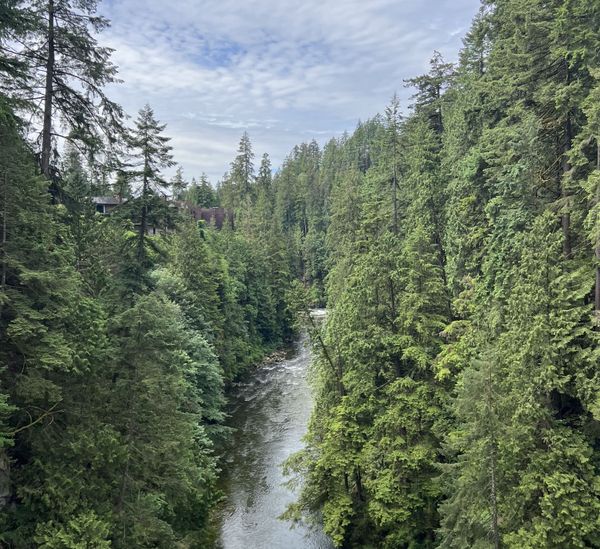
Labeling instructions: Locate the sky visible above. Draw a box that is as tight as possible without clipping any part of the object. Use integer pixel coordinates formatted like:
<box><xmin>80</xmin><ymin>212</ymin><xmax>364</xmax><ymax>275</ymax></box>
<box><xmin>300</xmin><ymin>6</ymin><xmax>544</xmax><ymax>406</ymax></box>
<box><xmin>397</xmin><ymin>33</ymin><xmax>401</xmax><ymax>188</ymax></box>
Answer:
<box><xmin>99</xmin><ymin>0</ymin><xmax>482</xmax><ymax>182</ymax></box>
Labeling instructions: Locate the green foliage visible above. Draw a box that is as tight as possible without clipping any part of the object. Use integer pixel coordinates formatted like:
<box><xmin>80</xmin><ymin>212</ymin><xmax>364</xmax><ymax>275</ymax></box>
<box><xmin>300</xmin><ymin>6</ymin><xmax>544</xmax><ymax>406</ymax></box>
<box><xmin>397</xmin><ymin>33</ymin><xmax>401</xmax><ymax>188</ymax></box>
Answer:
<box><xmin>1</xmin><ymin>0</ymin><xmax>124</xmax><ymax>175</ymax></box>
<box><xmin>185</xmin><ymin>174</ymin><xmax>217</xmax><ymax>207</ymax></box>
<box><xmin>35</xmin><ymin>511</ymin><xmax>111</xmax><ymax>549</ymax></box>
<box><xmin>3</xmin><ymin>0</ymin><xmax>600</xmax><ymax>547</ymax></box>
<box><xmin>0</xmin><ymin>74</ymin><xmax>294</xmax><ymax>546</ymax></box>
<box><xmin>219</xmin><ymin>131</ymin><xmax>255</xmax><ymax>210</ymax></box>
<box><xmin>286</xmin><ymin>2</ymin><xmax>600</xmax><ymax>547</ymax></box>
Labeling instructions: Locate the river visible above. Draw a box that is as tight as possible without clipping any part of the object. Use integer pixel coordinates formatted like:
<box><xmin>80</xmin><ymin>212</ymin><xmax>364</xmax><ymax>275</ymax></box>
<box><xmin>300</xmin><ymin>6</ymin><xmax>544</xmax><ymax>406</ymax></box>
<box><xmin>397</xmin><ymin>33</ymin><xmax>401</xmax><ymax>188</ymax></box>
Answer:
<box><xmin>217</xmin><ymin>317</ymin><xmax>334</xmax><ymax>549</ymax></box>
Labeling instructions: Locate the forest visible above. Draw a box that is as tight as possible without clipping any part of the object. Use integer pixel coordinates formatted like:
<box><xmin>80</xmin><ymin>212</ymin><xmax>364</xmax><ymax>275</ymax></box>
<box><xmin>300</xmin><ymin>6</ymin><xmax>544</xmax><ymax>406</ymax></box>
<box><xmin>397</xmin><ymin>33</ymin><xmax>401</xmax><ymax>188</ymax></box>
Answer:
<box><xmin>1</xmin><ymin>0</ymin><xmax>599</xmax><ymax>548</ymax></box>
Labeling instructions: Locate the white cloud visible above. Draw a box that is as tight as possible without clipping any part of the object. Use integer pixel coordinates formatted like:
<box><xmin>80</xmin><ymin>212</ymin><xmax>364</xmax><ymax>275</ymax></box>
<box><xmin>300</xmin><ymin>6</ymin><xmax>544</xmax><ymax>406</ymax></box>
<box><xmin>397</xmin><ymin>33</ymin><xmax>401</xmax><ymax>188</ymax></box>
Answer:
<box><xmin>100</xmin><ymin>0</ymin><xmax>481</xmax><ymax>181</ymax></box>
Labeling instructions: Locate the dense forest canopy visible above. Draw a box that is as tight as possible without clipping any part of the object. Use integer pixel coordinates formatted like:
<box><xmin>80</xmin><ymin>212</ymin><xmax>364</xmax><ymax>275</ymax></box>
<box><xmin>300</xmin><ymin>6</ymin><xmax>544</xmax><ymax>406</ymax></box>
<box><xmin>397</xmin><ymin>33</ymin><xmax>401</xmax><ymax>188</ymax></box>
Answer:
<box><xmin>1</xmin><ymin>0</ymin><xmax>600</xmax><ymax>547</ymax></box>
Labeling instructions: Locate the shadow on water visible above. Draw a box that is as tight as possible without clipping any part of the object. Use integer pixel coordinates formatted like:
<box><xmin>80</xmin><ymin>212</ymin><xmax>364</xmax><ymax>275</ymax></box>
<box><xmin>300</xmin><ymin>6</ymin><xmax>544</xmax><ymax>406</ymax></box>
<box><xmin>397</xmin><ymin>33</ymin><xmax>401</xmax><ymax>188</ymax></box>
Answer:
<box><xmin>216</xmin><ymin>327</ymin><xmax>334</xmax><ymax>549</ymax></box>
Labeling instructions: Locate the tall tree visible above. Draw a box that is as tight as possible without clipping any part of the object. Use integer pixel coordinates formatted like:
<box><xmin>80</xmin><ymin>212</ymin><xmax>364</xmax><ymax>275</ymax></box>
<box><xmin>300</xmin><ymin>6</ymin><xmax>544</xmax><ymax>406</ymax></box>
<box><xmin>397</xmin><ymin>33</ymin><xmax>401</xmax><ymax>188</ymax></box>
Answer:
<box><xmin>128</xmin><ymin>104</ymin><xmax>174</xmax><ymax>266</ymax></box>
<box><xmin>405</xmin><ymin>51</ymin><xmax>454</xmax><ymax>134</ymax></box>
<box><xmin>384</xmin><ymin>94</ymin><xmax>402</xmax><ymax>234</ymax></box>
<box><xmin>231</xmin><ymin>131</ymin><xmax>255</xmax><ymax>199</ymax></box>
<box><xmin>256</xmin><ymin>152</ymin><xmax>272</xmax><ymax>195</ymax></box>
<box><xmin>221</xmin><ymin>131</ymin><xmax>255</xmax><ymax>210</ymax></box>
<box><xmin>170</xmin><ymin>166</ymin><xmax>187</xmax><ymax>200</ymax></box>
<box><xmin>2</xmin><ymin>0</ymin><xmax>123</xmax><ymax>178</ymax></box>
<box><xmin>0</xmin><ymin>0</ymin><xmax>32</xmax><ymax>88</ymax></box>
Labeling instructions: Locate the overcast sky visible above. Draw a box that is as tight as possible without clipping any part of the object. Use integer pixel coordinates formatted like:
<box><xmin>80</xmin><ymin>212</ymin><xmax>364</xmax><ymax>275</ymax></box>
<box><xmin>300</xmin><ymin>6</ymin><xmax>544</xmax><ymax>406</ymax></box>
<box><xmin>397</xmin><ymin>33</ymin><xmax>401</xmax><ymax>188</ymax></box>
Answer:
<box><xmin>99</xmin><ymin>0</ymin><xmax>481</xmax><ymax>182</ymax></box>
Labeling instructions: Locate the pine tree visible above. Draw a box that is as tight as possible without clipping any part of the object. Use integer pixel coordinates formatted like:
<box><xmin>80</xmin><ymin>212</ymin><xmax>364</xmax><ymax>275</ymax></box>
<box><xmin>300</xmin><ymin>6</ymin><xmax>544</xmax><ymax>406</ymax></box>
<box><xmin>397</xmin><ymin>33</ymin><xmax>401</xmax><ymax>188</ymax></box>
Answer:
<box><xmin>127</xmin><ymin>104</ymin><xmax>174</xmax><ymax>269</ymax></box>
<box><xmin>109</xmin><ymin>293</ymin><xmax>221</xmax><ymax>547</ymax></box>
<box><xmin>201</xmin><ymin>174</ymin><xmax>217</xmax><ymax>206</ymax></box>
<box><xmin>257</xmin><ymin>152</ymin><xmax>272</xmax><ymax>195</ymax></box>
<box><xmin>572</xmin><ymin>68</ymin><xmax>600</xmax><ymax>314</ymax></box>
<box><xmin>113</xmin><ymin>170</ymin><xmax>132</xmax><ymax>203</ymax></box>
<box><xmin>384</xmin><ymin>94</ymin><xmax>402</xmax><ymax>235</ymax></box>
<box><xmin>2</xmin><ymin>0</ymin><xmax>123</xmax><ymax>178</ymax></box>
<box><xmin>405</xmin><ymin>51</ymin><xmax>454</xmax><ymax>134</ymax></box>
<box><xmin>232</xmin><ymin>131</ymin><xmax>255</xmax><ymax>199</ymax></box>
<box><xmin>221</xmin><ymin>131</ymin><xmax>255</xmax><ymax>210</ymax></box>
<box><xmin>0</xmin><ymin>0</ymin><xmax>32</xmax><ymax>88</ymax></box>
<box><xmin>170</xmin><ymin>166</ymin><xmax>187</xmax><ymax>200</ymax></box>
<box><xmin>0</xmin><ymin>95</ymin><xmax>86</xmax><ymax>543</ymax></box>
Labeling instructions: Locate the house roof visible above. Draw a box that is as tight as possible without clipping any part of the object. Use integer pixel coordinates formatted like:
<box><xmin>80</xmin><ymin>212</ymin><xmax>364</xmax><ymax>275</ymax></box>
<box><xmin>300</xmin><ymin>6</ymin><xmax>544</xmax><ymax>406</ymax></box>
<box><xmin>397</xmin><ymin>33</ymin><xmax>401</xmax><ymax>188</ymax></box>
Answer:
<box><xmin>91</xmin><ymin>196</ymin><xmax>121</xmax><ymax>205</ymax></box>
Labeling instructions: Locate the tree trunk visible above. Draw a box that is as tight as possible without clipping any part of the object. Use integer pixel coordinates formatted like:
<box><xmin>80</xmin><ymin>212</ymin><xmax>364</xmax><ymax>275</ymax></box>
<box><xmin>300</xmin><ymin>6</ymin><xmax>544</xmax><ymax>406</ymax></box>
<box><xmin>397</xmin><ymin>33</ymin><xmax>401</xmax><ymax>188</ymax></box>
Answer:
<box><xmin>389</xmin><ymin>276</ymin><xmax>397</xmax><ymax>331</ymax></box>
<box><xmin>392</xmin><ymin>152</ymin><xmax>398</xmax><ymax>235</ymax></box>
<box><xmin>138</xmin><ymin>155</ymin><xmax>149</xmax><ymax>259</ymax></box>
<box><xmin>0</xmin><ymin>450</ymin><xmax>9</xmax><ymax>509</ymax></box>
<box><xmin>561</xmin><ymin>68</ymin><xmax>573</xmax><ymax>259</ymax></box>
<box><xmin>41</xmin><ymin>0</ymin><xmax>55</xmax><ymax>178</ymax></box>
<box><xmin>306</xmin><ymin>309</ymin><xmax>345</xmax><ymax>396</ymax></box>
<box><xmin>1</xmin><ymin>173</ymin><xmax>7</xmax><ymax>292</ymax></box>
<box><xmin>354</xmin><ymin>466</ymin><xmax>365</xmax><ymax>502</ymax></box>
<box><xmin>594</xmin><ymin>140</ymin><xmax>600</xmax><ymax>316</ymax></box>
<box><xmin>490</xmin><ymin>446</ymin><xmax>500</xmax><ymax>549</ymax></box>
<box><xmin>486</xmin><ymin>363</ymin><xmax>500</xmax><ymax>549</ymax></box>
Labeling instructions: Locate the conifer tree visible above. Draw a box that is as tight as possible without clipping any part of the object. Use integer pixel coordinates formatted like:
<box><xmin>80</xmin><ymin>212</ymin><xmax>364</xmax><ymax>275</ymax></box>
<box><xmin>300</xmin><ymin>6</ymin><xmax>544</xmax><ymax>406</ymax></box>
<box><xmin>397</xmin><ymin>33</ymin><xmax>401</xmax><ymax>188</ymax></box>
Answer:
<box><xmin>257</xmin><ymin>152</ymin><xmax>272</xmax><ymax>195</ymax></box>
<box><xmin>0</xmin><ymin>95</ymin><xmax>88</xmax><ymax>542</ymax></box>
<box><xmin>0</xmin><ymin>0</ymin><xmax>31</xmax><ymax>87</ymax></box>
<box><xmin>198</xmin><ymin>174</ymin><xmax>217</xmax><ymax>207</ymax></box>
<box><xmin>221</xmin><ymin>131</ymin><xmax>255</xmax><ymax>210</ymax></box>
<box><xmin>110</xmin><ymin>293</ymin><xmax>221</xmax><ymax>547</ymax></box>
<box><xmin>2</xmin><ymin>0</ymin><xmax>123</xmax><ymax>178</ymax></box>
<box><xmin>128</xmin><ymin>104</ymin><xmax>174</xmax><ymax>268</ymax></box>
<box><xmin>405</xmin><ymin>51</ymin><xmax>454</xmax><ymax>134</ymax></box>
<box><xmin>232</xmin><ymin>131</ymin><xmax>255</xmax><ymax>198</ymax></box>
<box><xmin>170</xmin><ymin>166</ymin><xmax>187</xmax><ymax>200</ymax></box>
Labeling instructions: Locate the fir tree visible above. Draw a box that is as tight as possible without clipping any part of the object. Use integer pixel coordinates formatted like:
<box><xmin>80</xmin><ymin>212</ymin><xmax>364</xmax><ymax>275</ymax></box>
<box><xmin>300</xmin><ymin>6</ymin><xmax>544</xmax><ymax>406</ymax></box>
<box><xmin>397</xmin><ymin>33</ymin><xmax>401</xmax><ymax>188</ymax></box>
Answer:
<box><xmin>128</xmin><ymin>104</ymin><xmax>174</xmax><ymax>268</ymax></box>
<box><xmin>170</xmin><ymin>166</ymin><xmax>187</xmax><ymax>200</ymax></box>
<box><xmin>2</xmin><ymin>0</ymin><xmax>124</xmax><ymax>178</ymax></box>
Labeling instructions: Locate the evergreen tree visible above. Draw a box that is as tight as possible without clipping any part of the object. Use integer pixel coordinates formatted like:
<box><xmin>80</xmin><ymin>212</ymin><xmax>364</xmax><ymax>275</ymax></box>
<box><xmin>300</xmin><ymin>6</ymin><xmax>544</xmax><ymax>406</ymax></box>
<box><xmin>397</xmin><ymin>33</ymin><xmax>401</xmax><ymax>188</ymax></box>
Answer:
<box><xmin>2</xmin><ymin>0</ymin><xmax>123</xmax><ymax>178</ymax></box>
<box><xmin>109</xmin><ymin>293</ymin><xmax>222</xmax><ymax>547</ymax></box>
<box><xmin>220</xmin><ymin>132</ymin><xmax>255</xmax><ymax>210</ymax></box>
<box><xmin>203</xmin><ymin>175</ymin><xmax>217</xmax><ymax>206</ymax></box>
<box><xmin>188</xmin><ymin>173</ymin><xmax>217</xmax><ymax>207</ymax></box>
<box><xmin>170</xmin><ymin>166</ymin><xmax>187</xmax><ymax>200</ymax></box>
<box><xmin>231</xmin><ymin>131</ymin><xmax>255</xmax><ymax>199</ymax></box>
<box><xmin>2</xmin><ymin>1</ymin><xmax>600</xmax><ymax>547</ymax></box>
<box><xmin>0</xmin><ymin>0</ymin><xmax>32</xmax><ymax>88</ymax></box>
<box><xmin>127</xmin><ymin>104</ymin><xmax>174</xmax><ymax>270</ymax></box>
<box><xmin>404</xmin><ymin>51</ymin><xmax>454</xmax><ymax>134</ymax></box>
<box><xmin>0</xmin><ymin>95</ymin><xmax>89</xmax><ymax>544</ymax></box>
<box><xmin>257</xmin><ymin>152</ymin><xmax>272</xmax><ymax>195</ymax></box>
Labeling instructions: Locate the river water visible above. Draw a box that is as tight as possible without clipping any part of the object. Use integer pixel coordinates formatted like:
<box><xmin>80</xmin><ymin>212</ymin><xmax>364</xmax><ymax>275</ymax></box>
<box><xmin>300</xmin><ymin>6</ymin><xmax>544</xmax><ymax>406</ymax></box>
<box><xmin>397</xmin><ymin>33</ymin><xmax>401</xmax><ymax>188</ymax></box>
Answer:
<box><xmin>217</xmin><ymin>321</ymin><xmax>334</xmax><ymax>549</ymax></box>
